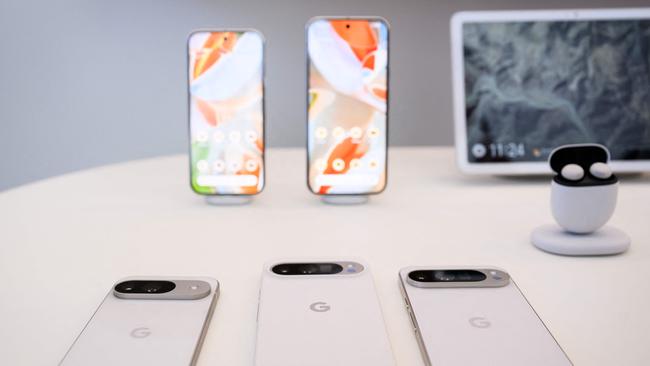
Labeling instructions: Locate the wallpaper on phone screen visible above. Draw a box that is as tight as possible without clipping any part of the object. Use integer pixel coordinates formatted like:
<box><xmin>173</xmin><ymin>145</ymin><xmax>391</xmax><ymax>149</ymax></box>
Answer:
<box><xmin>188</xmin><ymin>31</ymin><xmax>264</xmax><ymax>195</ymax></box>
<box><xmin>307</xmin><ymin>19</ymin><xmax>388</xmax><ymax>195</ymax></box>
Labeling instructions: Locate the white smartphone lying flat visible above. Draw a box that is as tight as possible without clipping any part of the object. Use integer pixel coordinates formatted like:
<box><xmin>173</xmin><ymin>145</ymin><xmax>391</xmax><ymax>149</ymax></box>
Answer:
<box><xmin>255</xmin><ymin>260</ymin><xmax>396</xmax><ymax>366</ymax></box>
<box><xmin>399</xmin><ymin>267</ymin><xmax>572</xmax><ymax>366</ymax></box>
<box><xmin>60</xmin><ymin>276</ymin><xmax>219</xmax><ymax>366</ymax></box>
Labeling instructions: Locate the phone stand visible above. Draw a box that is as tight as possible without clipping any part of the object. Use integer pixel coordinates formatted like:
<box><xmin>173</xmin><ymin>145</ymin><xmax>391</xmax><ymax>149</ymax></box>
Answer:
<box><xmin>531</xmin><ymin>144</ymin><xmax>630</xmax><ymax>256</ymax></box>
<box><xmin>205</xmin><ymin>195</ymin><xmax>253</xmax><ymax>206</ymax></box>
<box><xmin>321</xmin><ymin>195</ymin><xmax>369</xmax><ymax>205</ymax></box>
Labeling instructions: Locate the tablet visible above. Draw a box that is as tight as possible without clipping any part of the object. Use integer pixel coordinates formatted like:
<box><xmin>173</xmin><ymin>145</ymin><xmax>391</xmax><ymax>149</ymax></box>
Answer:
<box><xmin>451</xmin><ymin>8</ymin><xmax>650</xmax><ymax>174</ymax></box>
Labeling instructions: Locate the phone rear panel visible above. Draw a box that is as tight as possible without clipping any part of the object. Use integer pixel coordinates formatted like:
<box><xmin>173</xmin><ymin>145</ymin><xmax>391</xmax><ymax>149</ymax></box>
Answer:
<box><xmin>399</xmin><ymin>267</ymin><xmax>571</xmax><ymax>366</ymax></box>
<box><xmin>255</xmin><ymin>261</ymin><xmax>395</xmax><ymax>366</ymax></box>
<box><xmin>60</xmin><ymin>277</ymin><xmax>218</xmax><ymax>366</ymax></box>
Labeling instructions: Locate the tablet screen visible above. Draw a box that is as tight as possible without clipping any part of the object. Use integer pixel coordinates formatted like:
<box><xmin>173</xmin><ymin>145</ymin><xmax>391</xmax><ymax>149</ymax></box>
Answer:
<box><xmin>463</xmin><ymin>20</ymin><xmax>650</xmax><ymax>163</ymax></box>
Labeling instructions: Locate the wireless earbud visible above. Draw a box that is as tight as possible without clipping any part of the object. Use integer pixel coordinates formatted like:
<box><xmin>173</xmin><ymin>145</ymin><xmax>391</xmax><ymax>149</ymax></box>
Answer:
<box><xmin>589</xmin><ymin>162</ymin><xmax>612</xmax><ymax>179</ymax></box>
<box><xmin>531</xmin><ymin>144</ymin><xmax>630</xmax><ymax>256</ymax></box>
<box><xmin>560</xmin><ymin>164</ymin><xmax>584</xmax><ymax>181</ymax></box>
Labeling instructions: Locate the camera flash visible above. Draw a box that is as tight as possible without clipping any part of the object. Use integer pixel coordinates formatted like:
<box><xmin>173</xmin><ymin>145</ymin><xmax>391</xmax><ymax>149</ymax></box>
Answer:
<box><xmin>190</xmin><ymin>285</ymin><xmax>199</xmax><ymax>290</ymax></box>
<box><xmin>490</xmin><ymin>271</ymin><xmax>502</xmax><ymax>280</ymax></box>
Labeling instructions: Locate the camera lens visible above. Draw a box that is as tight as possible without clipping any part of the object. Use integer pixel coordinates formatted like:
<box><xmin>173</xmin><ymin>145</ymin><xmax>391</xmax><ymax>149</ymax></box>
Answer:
<box><xmin>272</xmin><ymin>264</ymin><xmax>291</xmax><ymax>274</ymax></box>
<box><xmin>346</xmin><ymin>24</ymin><xmax>350</xmax><ymax>29</ymax></box>
<box><xmin>114</xmin><ymin>280</ymin><xmax>175</xmax><ymax>294</ymax></box>
<box><xmin>301</xmin><ymin>264</ymin><xmax>318</xmax><ymax>274</ymax></box>
<box><xmin>434</xmin><ymin>271</ymin><xmax>456</xmax><ymax>281</ymax></box>
<box><xmin>143</xmin><ymin>282</ymin><xmax>162</xmax><ymax>293</ymax></box>
<box><xmin>409</xmin><ymin>270</ymin><xmax>432</xmax><ymax>282</ymax></box>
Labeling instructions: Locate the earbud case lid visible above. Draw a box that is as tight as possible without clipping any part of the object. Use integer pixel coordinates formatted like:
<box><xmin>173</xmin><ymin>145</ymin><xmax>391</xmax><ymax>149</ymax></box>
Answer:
<box><xmin>549</xmin><ymin>144</ymin><xmax>617</xmax><ymax>186</ymax></box>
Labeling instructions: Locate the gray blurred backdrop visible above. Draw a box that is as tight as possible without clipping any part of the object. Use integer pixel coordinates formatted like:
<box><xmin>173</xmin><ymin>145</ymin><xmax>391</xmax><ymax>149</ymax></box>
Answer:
<box><xmin>0</xmin><ymin>0</ymin><xmax>646</xmax><ymax>190</ymax></box>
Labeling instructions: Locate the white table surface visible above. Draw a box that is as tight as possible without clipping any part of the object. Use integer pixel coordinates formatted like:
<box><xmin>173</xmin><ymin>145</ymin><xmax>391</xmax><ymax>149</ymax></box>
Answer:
<box><xmin>1</xmin><ymin>147</ymin><xmax>649</xmax><ymax>365</ymax></box>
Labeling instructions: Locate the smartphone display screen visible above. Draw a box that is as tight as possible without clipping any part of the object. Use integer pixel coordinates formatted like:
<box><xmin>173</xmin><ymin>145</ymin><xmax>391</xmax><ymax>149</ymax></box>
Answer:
<box><xmin>307</xmin><ymin>18</ymin><xmax>389</xmax><ymax>195</ymax></box>
<box><xmin>188</xmin><ymin>30</ymin><xmax>264</xmax><ymax>195</ymax></box>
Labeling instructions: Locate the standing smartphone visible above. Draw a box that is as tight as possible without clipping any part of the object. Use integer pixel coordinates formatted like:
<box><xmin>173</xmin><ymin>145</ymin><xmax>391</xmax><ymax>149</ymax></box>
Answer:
<box><xmin>306</xmin><ymin>17</ymin><xmax>389</xmax><ymax>195</ymax></box>
<box><xmin>399</xmin><ymin>267</ymin><xmax>572</xmax><ymax>366</ymax></box>
<box><xmin>255</xmin><ymin>260</ymin><xmax>395</xmax><ymax>366</ymax></box>
<box><xmin>60</xmin><ymin>277</ymin><xmax>219</xmax><ymax>366</ymax></box>
<box><xmin>188</xmin><ymin>29</ymin><xmax>265</xmax><ymax>196</ymax></box>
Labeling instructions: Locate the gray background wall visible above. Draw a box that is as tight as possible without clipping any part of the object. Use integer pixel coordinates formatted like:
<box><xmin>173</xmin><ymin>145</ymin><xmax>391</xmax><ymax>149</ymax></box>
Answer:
<box><xmin>0</xmin><ymin>0</ymin><xmax>646</xmax><ymax>190</ymax></box>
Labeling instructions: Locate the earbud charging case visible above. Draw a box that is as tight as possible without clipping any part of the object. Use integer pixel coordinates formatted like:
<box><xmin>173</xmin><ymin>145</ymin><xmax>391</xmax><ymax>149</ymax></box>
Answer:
<box><xmin>533</xmin><ymin>144</ymin><xmax>630</xmax><ymax>256</ymax></box>
<box><xmin>550</xmin><ymin>144</ymin><xmax>618</xmax><ymax>234</ymax></box>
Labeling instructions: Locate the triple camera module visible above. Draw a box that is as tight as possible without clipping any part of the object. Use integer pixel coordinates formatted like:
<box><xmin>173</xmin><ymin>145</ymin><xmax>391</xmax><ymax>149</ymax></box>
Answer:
<box><xmin>272</xmin><ymin>263</ymin><xmax>344</xmax><ymax>275</ymax></box>
<box><xmin>408</xmin><ymin>269</ymin><xmax>487</xmax><ymax>283</ymax></box>
<box><xmin>272</xmin><ymin>261</ymin><xmax>365</xmax><ymax>275</ymax></box>
<box><xmin>114</xmin><ymin>280</ymin><xmax>176</xmax><ymax>294</ymax></box>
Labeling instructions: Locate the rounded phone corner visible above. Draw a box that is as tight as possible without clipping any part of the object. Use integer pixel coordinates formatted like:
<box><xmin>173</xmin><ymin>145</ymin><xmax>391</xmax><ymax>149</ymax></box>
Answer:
<box><xmin>186</xmin><ymin>29</ymin><xmax>204</xmax><ymax>45</ymax></box>
<box><xmin>251</xmin><ymin>186</ymin><xmax>265</xmax><ymax>196</ymax></box>
<box><xmin>371</xmin><ymin>178</ymin><xmax>388</xmax><ymax>195</ymax></box>
<box><xmin>202</xmin><ymin>277</ymin><xmax>220</xmax><ymax>295</ymax></box>
<box><xmin>305</xmin><ymin>178</ymin><xmax>321</xmax><ymax>196</ymax></box>
<box><xmin>305</xmin><ymin>16</ymin><xmax>327</xmax><ymax>30</ymax></box>
<box><xmin>398</xmin><ymin>266</ymin><xmax>415</xmax><ymax>279</ymax></box>
<box><xmin>189</xmin><ymin>179</ymin><xmax>223</xmax><ymax>197</ymax></box>
<box><xmin>246</xmin><ymin>28</ymin><xmax>266</xmax><ymax>44</ymax></box>
<box><xmin>189</xmin><ymin>179</ymin><xmax>209</xmax><ymax>197</ymax></box>
<box><xmin>372</xmin><ymin>16</ymin><xmax>391</xmax><ymax>29</ymax></box>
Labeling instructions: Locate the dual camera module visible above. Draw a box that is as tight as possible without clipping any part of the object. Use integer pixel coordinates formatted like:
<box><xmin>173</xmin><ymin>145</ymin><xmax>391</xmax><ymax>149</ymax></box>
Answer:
<box><xmin>114</xmin><ymin>280</ymin><xmax>176</xmax><ymax>294</ymax></box>
<box><xmin>408</xmin><ymin>270</ymin><xmax>487</xmax><ymax>283</ymax></box>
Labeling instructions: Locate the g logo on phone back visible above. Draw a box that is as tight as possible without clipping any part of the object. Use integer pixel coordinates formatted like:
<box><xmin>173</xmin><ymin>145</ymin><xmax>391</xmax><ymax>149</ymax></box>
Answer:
<box><xmin>309</xmin><ymin>301</ymin><xmax>331</xmax><ymax>312</ymax></box>
<box><xmin>130</xmin><ymin>327</ymin><xmax>152</xmax><ymax>338</ymax></box>
<box><xmin>469</xmin><ymin>317</ymin><xmax>491</xmax><ymax>329</ymax></box>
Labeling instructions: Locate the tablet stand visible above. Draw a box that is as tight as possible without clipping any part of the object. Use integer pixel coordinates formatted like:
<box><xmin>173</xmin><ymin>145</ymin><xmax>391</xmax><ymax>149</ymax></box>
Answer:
<box><xmin>321</xmin><ymin>195</ymin><xmax>369</xmax><ymax>205</ymax></box>
<box><xmin>205</xmin><ymin>195</ymin><xmax>253</xmax><ymax>206</ymax></box>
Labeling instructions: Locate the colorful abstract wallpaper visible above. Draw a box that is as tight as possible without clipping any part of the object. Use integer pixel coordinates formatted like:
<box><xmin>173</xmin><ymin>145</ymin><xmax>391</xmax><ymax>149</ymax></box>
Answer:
<box><xmin>307</xmin><ymin>18</ymin><xmax>389</xmax><ymax>195</ymax></box>
<box><xmin>188</xmin><ymin>31</ymin><xmax>265</xmax><ymax>195</ymax></box>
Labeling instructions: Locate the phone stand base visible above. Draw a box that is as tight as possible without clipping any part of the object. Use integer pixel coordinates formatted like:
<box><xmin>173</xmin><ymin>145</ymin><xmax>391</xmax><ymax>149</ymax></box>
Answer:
<box><xmin>205</xmin><ymin>195</ymin><xmax>253</xmax><ymax>206</ymax></box>
<box><xmin>531</xmin><ymin>224</ymin><xmax>630</xmax><ymax>256</ymax></box>
<box><xmin>320</xmin><ymin>195</ymin><xmax>369</xmax><ymax>205</ymax></box>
